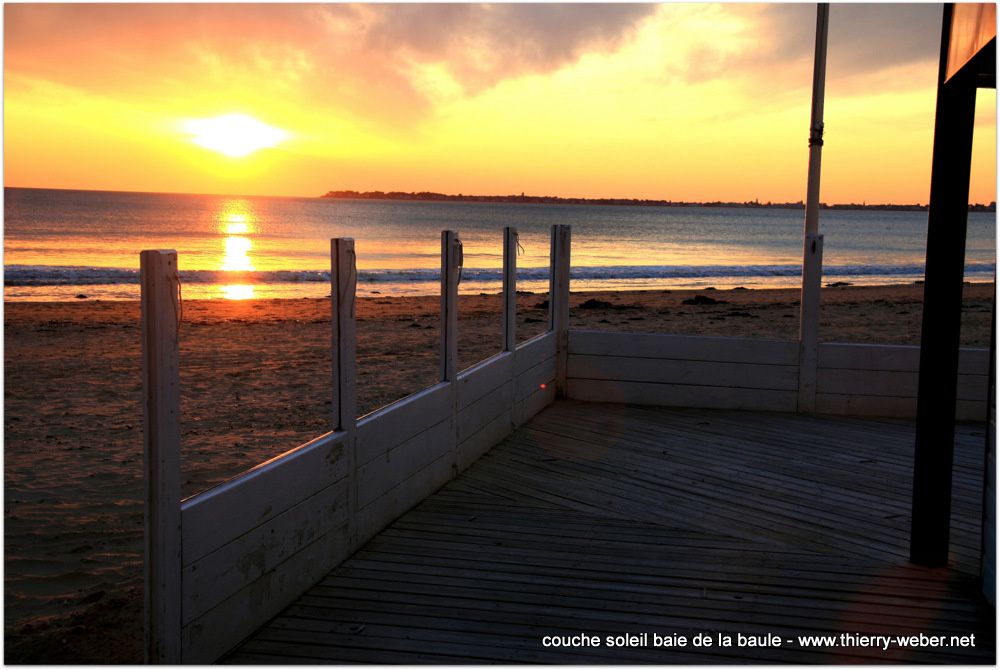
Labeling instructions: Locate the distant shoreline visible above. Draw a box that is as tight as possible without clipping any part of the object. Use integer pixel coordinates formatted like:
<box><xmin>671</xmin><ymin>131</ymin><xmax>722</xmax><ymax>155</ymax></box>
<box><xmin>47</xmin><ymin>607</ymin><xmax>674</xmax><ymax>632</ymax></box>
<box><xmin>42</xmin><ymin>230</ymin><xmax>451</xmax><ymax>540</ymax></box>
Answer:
<box><xmin>321</xmin><ymin>189</ymin><xmax>997</xmax><ymax>213</ymax></box>
<box><xmin>5</xmin><ymin>187</ymin><xmax>995</xmax><ymax>212</ymax></box>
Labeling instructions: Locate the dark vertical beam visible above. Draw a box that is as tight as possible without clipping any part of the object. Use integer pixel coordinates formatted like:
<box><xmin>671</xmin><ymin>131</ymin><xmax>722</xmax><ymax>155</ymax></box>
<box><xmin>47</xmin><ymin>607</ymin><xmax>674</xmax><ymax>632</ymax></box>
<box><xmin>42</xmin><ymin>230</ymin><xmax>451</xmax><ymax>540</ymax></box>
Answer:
<box><xmin>982</xmin><ymin>293</ymin><xmax>996</xmax><ymax>603</ymax></box>
<box><xmin>910</xmin><ymin>4</ymin><xmax>979</xmax><ymax>567</ymax></box>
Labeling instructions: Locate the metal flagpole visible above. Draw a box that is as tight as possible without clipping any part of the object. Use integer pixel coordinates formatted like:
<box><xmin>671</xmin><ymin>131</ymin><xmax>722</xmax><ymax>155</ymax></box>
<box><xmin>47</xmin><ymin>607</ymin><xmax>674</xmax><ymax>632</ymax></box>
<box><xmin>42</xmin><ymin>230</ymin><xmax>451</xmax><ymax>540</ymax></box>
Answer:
<box><xmin>798</xmin><ymin>3</ymin><xmax>830</xmax><ymax>413</ymax></box>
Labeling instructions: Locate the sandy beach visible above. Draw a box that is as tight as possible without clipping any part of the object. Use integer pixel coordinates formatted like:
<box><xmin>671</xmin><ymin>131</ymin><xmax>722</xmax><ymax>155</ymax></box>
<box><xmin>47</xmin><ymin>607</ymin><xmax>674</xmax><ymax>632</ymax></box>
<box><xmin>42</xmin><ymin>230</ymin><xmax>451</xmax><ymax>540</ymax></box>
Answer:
<box><xmin>4</xmin><ymin>282</ymin><xmax>993</xmax><ymax>663</ymax></box>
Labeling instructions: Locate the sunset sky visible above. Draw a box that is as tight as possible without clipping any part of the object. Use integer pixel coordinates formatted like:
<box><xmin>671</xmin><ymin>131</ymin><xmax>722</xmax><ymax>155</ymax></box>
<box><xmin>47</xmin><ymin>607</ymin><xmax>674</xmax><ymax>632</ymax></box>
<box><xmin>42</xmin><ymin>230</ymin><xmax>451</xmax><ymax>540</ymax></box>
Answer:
<box><xmin>4</xmin><ymin>3</ymin><xmax>997</xmax><ymax>204</ymax></box>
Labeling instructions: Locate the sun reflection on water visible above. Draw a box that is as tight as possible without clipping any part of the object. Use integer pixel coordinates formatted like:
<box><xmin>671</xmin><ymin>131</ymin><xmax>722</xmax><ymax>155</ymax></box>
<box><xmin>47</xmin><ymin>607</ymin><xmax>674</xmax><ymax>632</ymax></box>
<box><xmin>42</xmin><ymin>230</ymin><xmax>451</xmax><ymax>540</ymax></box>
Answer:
<box><xmin>221</xmin><ymin>284</ymin><xmax>256</xmax><ymax>300</ymax></box>
<box><xmin>225</xmin><ymin>221</ymin><xmax>249</xmax><ymax>235</ymax></box>
<box><xmin>218</xmin><ymin>201</ymin><xmax>257</xmax><ymax>299</ymax></box>
<box><xmin>221</xmin><ymin>236</ymin><xmax>254</xmax><ymax>272</ymax></box>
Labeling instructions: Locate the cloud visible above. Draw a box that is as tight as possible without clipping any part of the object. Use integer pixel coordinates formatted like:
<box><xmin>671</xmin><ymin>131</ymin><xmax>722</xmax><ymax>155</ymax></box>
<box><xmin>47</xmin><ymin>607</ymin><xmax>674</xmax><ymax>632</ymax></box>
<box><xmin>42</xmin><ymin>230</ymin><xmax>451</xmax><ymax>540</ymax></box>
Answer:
<box><xmin>661</xmin><ymin>4</ymin><xmax>942</xmax><ymax>91</ymax></box>
<box><xmin>4</xmin><ymin>4</ymin><xmax>655</xmax><ymax>127</ymax></box>
<box><xmin>744</xmin><ymin>4</ymin><xmax>942</xmax><ymax>83</ymax></box>
<box><xmin>363</xmin><ymin>4</ymin><xmax>655</xmax><ymax>92</ymax></box>
<box><xmin>4</xmin><ymin>2</ymin><xmax>951</xmax><ymax>138</ymax></box>
<box><xmin>829</xmin><ymin>4</ymin><xmax>942</xmax><ymax>75</ymax></box>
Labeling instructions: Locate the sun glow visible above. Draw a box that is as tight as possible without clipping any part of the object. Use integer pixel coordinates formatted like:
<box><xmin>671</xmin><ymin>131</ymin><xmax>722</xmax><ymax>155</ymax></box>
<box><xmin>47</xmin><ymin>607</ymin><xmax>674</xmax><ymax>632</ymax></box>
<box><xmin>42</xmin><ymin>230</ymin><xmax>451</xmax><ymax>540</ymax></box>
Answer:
<box><xmin>221</xmin><ymin>284</ymin><xmax>256</xmax><ymax>300</ymax></box>
<box><xmin>184</xmin><ymin>114</ymin><xmax>289</xmax><ymax>158</ymax></box>
<box><xmin>216</xmin><ymin>202</ymin><xmax>258</xmax><ymax>298</ymax></box>
<box><xmin>4</xmin><ymin>5</ymin><xmax>996</xmax><ymax>204</ymax></box>
<box><xmin>218</xmin><ymin>200</ymin><xmax>256</xmax><ymax>276</ymax></box>
<box><xmin>223</xmin><ymin>213</ymin><xmax>250</xmax><ymax>237</ymax></box>
<box><xmin>221</xmin><ymin>236</ymin><xmax>254</xmax><ymax>272</ymax></box>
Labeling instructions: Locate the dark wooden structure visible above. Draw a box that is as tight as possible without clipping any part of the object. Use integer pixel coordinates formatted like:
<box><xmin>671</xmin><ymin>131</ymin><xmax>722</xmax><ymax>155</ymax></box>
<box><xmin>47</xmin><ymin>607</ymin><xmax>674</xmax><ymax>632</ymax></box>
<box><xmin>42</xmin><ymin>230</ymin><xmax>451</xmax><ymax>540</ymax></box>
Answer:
<box><xmin>228</xmin><ymin>402</ymin><xmax>994</xmax><ymax>663</ymax></box>
<box><xmin>911</xmin><ymin>3</ymin><xmax>996</xmax><ymax>568</ymax></box>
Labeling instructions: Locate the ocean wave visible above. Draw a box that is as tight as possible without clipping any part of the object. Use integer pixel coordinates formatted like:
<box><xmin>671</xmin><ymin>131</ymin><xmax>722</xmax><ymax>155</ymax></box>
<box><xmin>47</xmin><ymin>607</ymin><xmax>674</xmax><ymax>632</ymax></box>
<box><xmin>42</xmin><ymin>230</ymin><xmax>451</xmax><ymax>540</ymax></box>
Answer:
<box><xmin>4</xmin><ymin>262</ymin><xmax>996</xmax><ymax>286</ymax></box>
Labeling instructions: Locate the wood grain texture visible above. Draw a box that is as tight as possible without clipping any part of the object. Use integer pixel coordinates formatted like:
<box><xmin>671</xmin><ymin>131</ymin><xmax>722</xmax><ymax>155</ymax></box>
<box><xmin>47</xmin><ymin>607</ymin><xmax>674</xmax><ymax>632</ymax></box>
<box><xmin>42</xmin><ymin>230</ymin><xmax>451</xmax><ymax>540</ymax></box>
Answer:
<box><xmin>228</xmin><ymin>401</ymin><xmax>993</xmax><ymax>664</ymax></box>
<box><xmin>358</xmin><ymin>418</ymin><xmax>452</xmax><ymax>508</ymax></box>
<box><xmin>457</xmin><ymin>381</ymin><xmax>513</xmax><ymax>443</ymax></box>
<box><xmin>456</xmin><ymin>352</ymin><xmax>513</xmax><ymax>411</ymax></box>
<box><xmin>182</xmin><ymin>479</ymin><xmax>349</xmax><ymax>625</ymax></box>
<box><xmin>550</xmin><ymin>225</ymin><xmax>571</xmax><ymax>396</ymax></box>
<box><xmin>565</xmin><ymin>333</ymin><xmax>988</xmax><ymax>420</ymax></box>
<box><xmin>513</xmin><ymin>381</ymin><xmax>557</xmax><ymax>427</ymax></box>
<box><xmin>818</xmin><ymin>369</ymin><xmax>986</xmax><ymax>400</ymax></box>
<box><xmin>331</xmin><ymin>238</ymin><xmax>359</xmax><ymax>553</ymax></box>
<box><xmin>515</xmin><ymin>355</ymin><xmax>557</xmax><ymax>403</ymax></box>
<box><xmin>181</xmin><ymin>431</ymin><xmax>348</xmax><ymax>565</ymax></box>
<box><xmin>183</xmin><ymin>520</ymin><xmax>352</xmax><ymax>663</ymax></box>
<box><xmin>567</xmin><ymin>378</ymin><xmax>798</xmax><ymax>412</ymax></box>
<box><xmin>441</xmin><ymin>230</ymin><xmax>460</xmax><ymax>384</ymax></box>
<box><xmin>569</xmin><ymin>354</ymin><xmax>798</xmax><ymax>390</ymax></box>
<box><xmin>355</xmin><ymin>383</ymin><xmax>450</xmax><ymax>465</ymax></box>
<box><xmin>457</xmin><ymin>406</ymin><xmax>514</xmax><ymax>470</ymax></box>
<box><xmin>514</xmin><ymin>330</ymin><xmax>556</xmax><ymax>374</ymax></box>
<box><xmin>568</xmin><ymin>330</ymin><xmax>798</xmax><ymax>364</ymax></box>
<box><xmin>140</xmin><ymin>249</ymin><xmax>182</xmax><ymax>664</ymax></box>
<box><xmin>798</xmin><ymin>232</ymin><xmax>823</xmax><ymax>411</ymax></box>
<box><xmin>356</xmin><ymin>448</ymin><xmax>455</xmax><ymax>543</ymax></box>
<box><xmin>502</xmin><ymin>226</ymin><xmax>517</xmax><ymax>352</ymax></box>
<box><xmin>331</xmin><ymin>238</ymin><xmax>357</xmax><ymax>434</ymax></box>
<box><xmin>819</xmin><ymin>342</ymin><xmax>988</xmax><ymax>373</ymax></box>
<box><xmin>815</xmin><ymin>343</ymin><xmax>988</xmax><ymax>420</ymax></box>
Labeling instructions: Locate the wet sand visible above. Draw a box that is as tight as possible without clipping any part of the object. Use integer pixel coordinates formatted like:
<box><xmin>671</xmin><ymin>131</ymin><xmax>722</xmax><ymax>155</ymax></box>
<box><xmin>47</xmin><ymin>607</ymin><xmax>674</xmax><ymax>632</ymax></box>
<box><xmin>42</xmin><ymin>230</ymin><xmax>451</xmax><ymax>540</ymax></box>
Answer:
<box><xmin>4</xmin><ymin>282</ymin><xmax>993</xmax><ymax>663</ymax></box>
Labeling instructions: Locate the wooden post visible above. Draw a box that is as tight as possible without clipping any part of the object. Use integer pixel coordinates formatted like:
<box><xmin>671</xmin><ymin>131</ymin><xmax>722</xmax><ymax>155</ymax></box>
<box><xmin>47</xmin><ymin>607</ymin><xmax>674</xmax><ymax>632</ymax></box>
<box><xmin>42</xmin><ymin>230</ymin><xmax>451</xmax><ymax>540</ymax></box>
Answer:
<box><xmin>331</xmin><ymin>238</ymin><xmax>358</xmax><ymax>433</ymax></box>
<box><xmin>141</xmin><ymin>249</ymin><xmax>182</xmax><ymax>664</ymax></box>
<box><xmin>798</xmin><ymin>3</ymin><xmax>829</xmax><ymax>414</ymax></box>
<box><xmin>982</xmin><ymin>297</ymin><xmax>996</xmax><ymax>603</ymax></box>
<box><xmin>910</xmin><ymin>3</ymin><xmax>979</xmax><ymax>566</ymax></box>
<box><xmin>549</xmin><ymin>225</ymin><xmax>571</xmax><ymax>397</ymax></box>
<box><xmin>802</xmin><ymin>3</ymin><xmax>829</xmax><ymax>240</ymax></box>
<box><xmin>502</xmin><ymin>227</ymin><xmax>518</xmax><ymax>352</ymax></box>
<box><xmin>331</xmin><ymin>239</ymin><xmax>358</xmax><ymax>547</ymax></box>
<box><xmin>442</xmin><ymin>230</ymin><xmax>462</xmax><ymax>476</ymax></box>
<box><xmin>441</xmin><ymin>231</ymin><xmax>462</xmax><ymax>382</ymax></box>
<box><xmin>798</xmin><ymin>234</ymin><xmax>824</xmax><ymax>412</ymax></box>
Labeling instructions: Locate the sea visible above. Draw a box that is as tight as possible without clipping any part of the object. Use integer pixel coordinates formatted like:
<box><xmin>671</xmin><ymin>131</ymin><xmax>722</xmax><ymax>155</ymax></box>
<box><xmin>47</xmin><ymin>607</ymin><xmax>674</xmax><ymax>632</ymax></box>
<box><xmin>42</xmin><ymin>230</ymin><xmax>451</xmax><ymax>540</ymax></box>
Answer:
<box><xmin>4</xmin><ymin>187</ymin><xmax>996</xmax><ymax>301</ymax></box>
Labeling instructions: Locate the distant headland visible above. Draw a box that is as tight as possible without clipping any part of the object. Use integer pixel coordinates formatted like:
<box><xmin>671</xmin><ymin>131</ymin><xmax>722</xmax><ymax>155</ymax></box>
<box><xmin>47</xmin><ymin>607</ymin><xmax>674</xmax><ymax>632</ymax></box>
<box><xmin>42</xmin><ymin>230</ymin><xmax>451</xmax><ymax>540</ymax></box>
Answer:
<box><xmin>321</xmin><ymin>190</ymin><xmax>996</xmax><ymax>212</ymax></box>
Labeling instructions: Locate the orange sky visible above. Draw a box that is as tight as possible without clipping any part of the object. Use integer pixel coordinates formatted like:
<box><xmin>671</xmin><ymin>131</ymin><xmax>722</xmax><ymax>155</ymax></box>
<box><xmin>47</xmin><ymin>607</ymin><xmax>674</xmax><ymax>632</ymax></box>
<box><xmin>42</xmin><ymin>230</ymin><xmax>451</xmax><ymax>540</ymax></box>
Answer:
<box><xmin>4</xmin><ymin>3</ymin><xmax>996</xmax><ymax>204</ymax></box>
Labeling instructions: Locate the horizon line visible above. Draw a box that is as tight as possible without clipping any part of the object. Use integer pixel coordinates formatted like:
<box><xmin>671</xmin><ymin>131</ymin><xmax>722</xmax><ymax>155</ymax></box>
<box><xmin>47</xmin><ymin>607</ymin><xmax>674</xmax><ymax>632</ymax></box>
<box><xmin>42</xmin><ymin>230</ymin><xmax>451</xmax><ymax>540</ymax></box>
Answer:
<box><xmin>5</xmin><ymin>184</ymin><xmax>997</xmax><ymax>210</ymax></box>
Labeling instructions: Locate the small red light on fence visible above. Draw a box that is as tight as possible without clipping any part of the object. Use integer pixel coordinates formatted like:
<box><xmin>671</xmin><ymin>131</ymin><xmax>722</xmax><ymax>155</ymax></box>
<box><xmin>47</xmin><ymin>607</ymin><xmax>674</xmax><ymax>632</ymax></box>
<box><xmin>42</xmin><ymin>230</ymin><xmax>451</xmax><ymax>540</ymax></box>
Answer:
<box><xmin>540</xmin><ymin>383</ymin><xmax>547</xmax><ymax>389</ymax></box>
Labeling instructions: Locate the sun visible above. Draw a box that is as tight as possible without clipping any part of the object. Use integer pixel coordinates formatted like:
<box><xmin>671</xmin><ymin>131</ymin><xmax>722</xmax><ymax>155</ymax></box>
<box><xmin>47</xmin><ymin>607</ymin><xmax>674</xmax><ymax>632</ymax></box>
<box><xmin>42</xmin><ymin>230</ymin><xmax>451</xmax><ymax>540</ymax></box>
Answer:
<box><xmin>184</xmin><ymin>113</ymin><xmax>289</xmax><ymax>158</ymax></box>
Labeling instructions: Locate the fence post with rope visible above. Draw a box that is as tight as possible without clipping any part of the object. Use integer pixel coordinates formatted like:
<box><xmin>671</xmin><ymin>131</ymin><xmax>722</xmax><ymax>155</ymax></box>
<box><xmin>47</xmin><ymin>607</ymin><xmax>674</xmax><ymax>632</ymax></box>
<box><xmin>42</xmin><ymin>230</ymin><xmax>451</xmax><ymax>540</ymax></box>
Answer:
<box><xmin>140</xmin><ymin>249</ymin><xmax>182</xmax><ymax>664</ymax></box>
<box><xmin>549</xmin><ymin>225</ymin><xmax>572</xmax><ymax>398</ymax></box>
<box><xmin>330</xmin><ymin>238</ymin><xmax>359</xmax><ymax>549</ymax></box>
<box><xmin>502</xmin><ymin>226</ymin><xmax>519</xmax><ymax>352</ymax></box>
<box><xmin>441</xmin><ymin>230</ymin><xmax>462</xmax><ymax>476</ymax></box>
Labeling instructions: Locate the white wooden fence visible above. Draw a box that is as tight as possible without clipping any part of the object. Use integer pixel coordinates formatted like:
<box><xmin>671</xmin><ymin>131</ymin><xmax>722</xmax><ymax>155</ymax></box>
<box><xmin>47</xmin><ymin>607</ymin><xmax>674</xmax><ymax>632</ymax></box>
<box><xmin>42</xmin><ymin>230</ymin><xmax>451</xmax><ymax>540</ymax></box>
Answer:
<box><xmin>143</xmin><ymin>222</ymin><xmax>990</xmax><ymax>662</ymax></box>
<box><xmin>567</xmin><ymin>331</ymin><xmax>800</xmax><ymax>412</ymax></box>
<box><xmin>141</xmin><ymin>225</ymin><xmax>569</xmax><ymax>663</ymax></box>
<box><xmin>814</xmin><ymin>342</ymin><xmax>988</xmax><ymax>420</ymax></box>
<box><xmin>566</xmin><ymin>330</ymin><xmax>989</xmax><ymax>420</ymax></box>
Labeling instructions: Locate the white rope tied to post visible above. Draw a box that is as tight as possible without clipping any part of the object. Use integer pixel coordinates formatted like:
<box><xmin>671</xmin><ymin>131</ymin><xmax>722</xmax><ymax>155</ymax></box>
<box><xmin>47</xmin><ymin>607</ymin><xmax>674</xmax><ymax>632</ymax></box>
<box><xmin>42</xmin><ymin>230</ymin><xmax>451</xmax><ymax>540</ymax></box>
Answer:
<box><xmin>172</xmin><ymin>269</ymin><xmax>183</xmax><ymax>339</ymax></box>
<box><xmin>454</xmin><ymin>235</ymin><xmax>464</xmax><ymax>285</ymax></box>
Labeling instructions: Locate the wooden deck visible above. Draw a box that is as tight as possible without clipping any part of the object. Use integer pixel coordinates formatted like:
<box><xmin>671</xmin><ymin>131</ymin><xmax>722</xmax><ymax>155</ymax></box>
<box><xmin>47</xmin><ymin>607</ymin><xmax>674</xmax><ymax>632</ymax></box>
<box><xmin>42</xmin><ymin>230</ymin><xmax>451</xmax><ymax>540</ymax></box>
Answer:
<box><xmin>226</xmin><ymin>401</ymin><xmax>995</xmax><ymax>664</ymax></box>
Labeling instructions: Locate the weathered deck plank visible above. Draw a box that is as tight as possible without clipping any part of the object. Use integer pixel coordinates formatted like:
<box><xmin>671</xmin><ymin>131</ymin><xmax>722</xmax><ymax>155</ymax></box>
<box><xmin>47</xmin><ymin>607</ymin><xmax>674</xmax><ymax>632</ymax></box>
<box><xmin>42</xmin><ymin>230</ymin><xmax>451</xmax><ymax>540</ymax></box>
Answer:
<box><xmin>227</xmin><ymin>401</ymin><xmax>994</xmax><ymax>664</ymax></box>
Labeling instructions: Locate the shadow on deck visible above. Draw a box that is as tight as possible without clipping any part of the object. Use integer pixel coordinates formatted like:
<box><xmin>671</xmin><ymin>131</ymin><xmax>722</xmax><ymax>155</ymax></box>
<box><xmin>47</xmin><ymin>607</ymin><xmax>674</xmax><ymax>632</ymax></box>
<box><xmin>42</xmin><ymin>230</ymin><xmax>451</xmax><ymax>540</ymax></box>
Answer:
<box><xmin>227</xmin><ymin>401</ymin><xmax>995</xmax><ymax>664</ymax></box>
